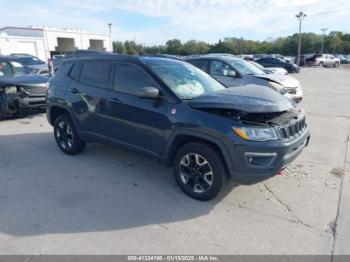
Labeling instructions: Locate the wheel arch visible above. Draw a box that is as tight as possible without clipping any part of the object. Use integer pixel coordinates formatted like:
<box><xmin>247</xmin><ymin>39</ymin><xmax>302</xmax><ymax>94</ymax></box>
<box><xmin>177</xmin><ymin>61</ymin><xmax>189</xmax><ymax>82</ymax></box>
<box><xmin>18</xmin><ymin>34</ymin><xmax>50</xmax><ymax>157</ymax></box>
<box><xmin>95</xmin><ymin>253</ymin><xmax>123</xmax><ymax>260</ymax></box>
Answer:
<box><xmin>164</xmin><ymin>131</ymin><xmax>235</xmax><ymax>177</ymax></box>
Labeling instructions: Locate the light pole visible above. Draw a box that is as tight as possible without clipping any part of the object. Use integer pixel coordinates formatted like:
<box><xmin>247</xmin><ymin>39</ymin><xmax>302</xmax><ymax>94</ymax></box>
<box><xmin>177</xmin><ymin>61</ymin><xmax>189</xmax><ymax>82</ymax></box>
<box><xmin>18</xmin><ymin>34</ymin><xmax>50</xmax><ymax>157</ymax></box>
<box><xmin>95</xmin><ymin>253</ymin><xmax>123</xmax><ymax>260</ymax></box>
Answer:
<box><xmin>321</xmin><ymin>28</ymin><xmax>328</xmax><ymax>54</ymax></box>
<box><xmin>108</xmin><ymin>23</ymin><xmax>112</xmax><ymax>52</ymax></box>
<box><xmin>295</xmin><ymin>11</ymin><xmax>306</xmax><ymax>66</ymax></box>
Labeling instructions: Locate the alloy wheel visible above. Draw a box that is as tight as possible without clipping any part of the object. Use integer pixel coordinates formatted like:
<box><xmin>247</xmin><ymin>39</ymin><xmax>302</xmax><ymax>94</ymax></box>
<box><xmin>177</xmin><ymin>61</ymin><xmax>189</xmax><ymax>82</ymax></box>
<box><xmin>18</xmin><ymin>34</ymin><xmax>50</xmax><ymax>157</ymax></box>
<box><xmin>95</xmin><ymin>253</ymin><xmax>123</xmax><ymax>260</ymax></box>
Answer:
<box><xmin>179</xmin><ymin>153</ymin><xmax>214</xmax><ymax>193</ymax></box>
<box><xmin>55</xmin><ymin>121</ymin><xmax>74</xmax><ymax>150</ymax></box>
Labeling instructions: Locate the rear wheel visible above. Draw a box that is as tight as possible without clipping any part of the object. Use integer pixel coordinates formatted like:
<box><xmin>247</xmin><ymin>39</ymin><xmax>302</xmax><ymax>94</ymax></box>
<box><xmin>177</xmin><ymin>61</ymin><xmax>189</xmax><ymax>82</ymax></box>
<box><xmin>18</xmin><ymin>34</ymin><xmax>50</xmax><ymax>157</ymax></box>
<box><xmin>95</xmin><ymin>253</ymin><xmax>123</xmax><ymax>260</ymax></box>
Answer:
<box><xmin>173</xmin><ymin>142</ymin><xmax>227</xmax><ymax>201</ymax></box>
<box><xmin>54</xmin><ymin>114</ymin><xmax>86</xmax><ymax>155</ymax></box>
<box><xmin>320</xmin><ymin>62</ymin><xmax>324</xmax><ymax>67</ymax></box>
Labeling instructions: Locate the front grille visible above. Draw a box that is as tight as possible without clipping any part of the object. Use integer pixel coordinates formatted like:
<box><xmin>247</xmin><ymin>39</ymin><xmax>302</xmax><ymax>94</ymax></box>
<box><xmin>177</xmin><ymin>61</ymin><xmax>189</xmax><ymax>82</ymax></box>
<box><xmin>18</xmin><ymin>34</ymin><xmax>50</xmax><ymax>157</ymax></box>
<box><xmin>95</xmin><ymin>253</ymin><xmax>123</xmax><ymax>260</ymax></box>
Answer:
<box><xmin>279</xmin><ymin>117</ymin><xmax>306</xmax><ymax>140</ymax></box>
<box><xmin>21</xmin><ymin>85</ymin><xmax>47</xmax><ymax>95</ymax></box>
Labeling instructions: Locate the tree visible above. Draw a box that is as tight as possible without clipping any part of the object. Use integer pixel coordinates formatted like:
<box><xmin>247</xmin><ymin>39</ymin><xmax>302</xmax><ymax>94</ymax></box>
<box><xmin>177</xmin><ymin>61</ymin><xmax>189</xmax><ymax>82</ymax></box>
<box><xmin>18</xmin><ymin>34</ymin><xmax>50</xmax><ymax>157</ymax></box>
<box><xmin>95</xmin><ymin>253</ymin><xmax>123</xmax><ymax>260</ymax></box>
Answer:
<box><xmin>166</xmin><ymin>39</ymin><xmax>183</xmax><ymax>54</ymax></box>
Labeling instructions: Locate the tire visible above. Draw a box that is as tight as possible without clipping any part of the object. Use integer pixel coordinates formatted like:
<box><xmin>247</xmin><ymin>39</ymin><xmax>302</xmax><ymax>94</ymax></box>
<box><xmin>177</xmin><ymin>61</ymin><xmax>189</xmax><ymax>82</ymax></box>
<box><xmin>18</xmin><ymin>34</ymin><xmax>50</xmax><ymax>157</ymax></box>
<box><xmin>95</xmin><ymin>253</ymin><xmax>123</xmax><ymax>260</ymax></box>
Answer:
<box><xmin>54</xmin><ymin>114</ymin><xmax>86</xmax><ymax>155</ymax></box>
<box><xmin>320</xmin><ymin>62</ymin><xmax>324</xmax><ymax>67</ymax></box>
<box><xmin>173</xmin><ymin>142</ymin><xmax>227</xmax><ymax>201</ymax></box>
<box><xmin>334</xmin><ymin>62</ymin><xmax>339</xmax><ymax>68</ymax></box>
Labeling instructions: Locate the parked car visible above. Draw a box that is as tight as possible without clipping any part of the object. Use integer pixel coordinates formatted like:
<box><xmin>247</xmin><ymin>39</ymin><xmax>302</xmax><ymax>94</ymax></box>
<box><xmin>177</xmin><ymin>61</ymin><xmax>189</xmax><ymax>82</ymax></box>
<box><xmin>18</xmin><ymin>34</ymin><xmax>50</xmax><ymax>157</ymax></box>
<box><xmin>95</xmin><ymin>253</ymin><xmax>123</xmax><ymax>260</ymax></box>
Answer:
<box><xmin>336</xmin><ymin>55</ymin><xmax>350</xmax><ymax>64</ymax></box>
<box><xmin>0</xmin><ymin>56</ymin><xmax>48</xmax><ymax>118</ymax></box>
<box><xmin>255</xmin><ymin>57</ymin><xmax>300</xmax><ymax>73</ymax></box>
<box><xmin>315</xmin><ymin>54</ymin><xmax>340</xmax><ymax>67</ymax></box>
<box><xmin>47</xmin><ymin>55</ymin><xmax>310</xmax><ymax>200</ymax></box>
<box><xmin>186</xmin><ymin>55</ymin><xmax>303</xmax><ymax>103</ymax></box>
<box><xmin>10</xmin><ymin>54</ymin><xmax>50</xmax><ymax>76</ymax></box>
<box><xmin>250</xmin><ymin>61</ymin><xmax>288</xmax><ymax>75</ymax></box>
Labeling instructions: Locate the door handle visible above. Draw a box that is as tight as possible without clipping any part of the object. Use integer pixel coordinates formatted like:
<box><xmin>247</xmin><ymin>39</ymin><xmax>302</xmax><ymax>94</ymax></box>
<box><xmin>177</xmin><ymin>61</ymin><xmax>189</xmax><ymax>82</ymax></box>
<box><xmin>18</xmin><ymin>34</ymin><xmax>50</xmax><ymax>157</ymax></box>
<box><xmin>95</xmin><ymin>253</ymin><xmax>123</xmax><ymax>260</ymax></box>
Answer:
<box><xmin>69</xmin><ymin>88</ymin><xmax>79</xmax><ymax>94</ymax></box>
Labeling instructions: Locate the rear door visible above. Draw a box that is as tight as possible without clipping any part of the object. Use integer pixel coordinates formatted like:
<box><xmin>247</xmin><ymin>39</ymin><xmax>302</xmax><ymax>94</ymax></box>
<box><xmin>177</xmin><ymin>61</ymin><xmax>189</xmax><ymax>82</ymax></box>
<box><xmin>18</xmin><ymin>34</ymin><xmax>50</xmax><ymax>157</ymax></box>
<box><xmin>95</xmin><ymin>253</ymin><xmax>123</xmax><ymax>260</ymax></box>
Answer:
<box><xmin>66</xmin><ymin>60</ymin><xmax>112</xmax><ymax>140</ymax></box>
<box><xmin>187</xmin><ymin>59</ymin><xmax>210</xmax><ymax>73</ymax></box>
<box><xmin>105</xmin><ymin>62</ymin><xmax>170</xmax><ymax>156</ymax></box>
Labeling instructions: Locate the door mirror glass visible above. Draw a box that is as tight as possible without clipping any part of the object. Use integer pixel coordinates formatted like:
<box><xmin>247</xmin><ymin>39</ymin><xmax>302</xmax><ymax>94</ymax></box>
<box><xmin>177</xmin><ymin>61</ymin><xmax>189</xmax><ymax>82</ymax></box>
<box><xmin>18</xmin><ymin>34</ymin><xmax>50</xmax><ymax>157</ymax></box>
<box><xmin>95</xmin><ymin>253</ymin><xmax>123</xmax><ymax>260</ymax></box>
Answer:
<box><xmin>137</xmin><ymin>87</ymin><xmax>160</xmax><ymax>99</ymax></box>
<box><xmin>227</xmin><ymin>70</ymin><xmax>236</xmax><ymax>77</ymax></box>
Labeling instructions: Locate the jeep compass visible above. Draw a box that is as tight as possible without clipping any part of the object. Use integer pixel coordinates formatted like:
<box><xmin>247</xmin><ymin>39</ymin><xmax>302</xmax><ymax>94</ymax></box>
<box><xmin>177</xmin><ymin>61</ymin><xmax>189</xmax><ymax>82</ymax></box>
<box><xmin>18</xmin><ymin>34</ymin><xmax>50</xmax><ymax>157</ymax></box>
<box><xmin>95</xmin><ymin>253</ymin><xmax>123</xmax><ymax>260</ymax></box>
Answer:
<box><xmin>47</xmin><ymin>55</ymin><xmax>310</xmax><ymax>200</ymax></box>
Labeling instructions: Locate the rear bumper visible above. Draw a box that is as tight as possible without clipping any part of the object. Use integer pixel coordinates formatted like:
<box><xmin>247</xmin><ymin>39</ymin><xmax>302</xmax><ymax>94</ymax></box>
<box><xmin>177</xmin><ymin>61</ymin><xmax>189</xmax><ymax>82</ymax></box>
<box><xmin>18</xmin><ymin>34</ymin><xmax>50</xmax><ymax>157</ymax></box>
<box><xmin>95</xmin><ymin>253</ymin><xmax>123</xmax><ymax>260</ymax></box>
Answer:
<box><xmin>227</xmin><ymin>128</ymin><xmax>310</xmax><ymax>185</ymax></box>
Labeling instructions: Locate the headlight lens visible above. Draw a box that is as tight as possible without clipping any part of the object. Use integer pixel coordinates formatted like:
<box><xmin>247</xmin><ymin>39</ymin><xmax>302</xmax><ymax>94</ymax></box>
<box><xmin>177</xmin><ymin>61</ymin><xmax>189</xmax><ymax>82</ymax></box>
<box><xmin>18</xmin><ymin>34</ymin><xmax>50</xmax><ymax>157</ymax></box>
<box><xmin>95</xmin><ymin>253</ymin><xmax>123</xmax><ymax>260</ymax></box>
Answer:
<box><xmin>268</xmin><ymin>81</ymin><xmax>285</xmax><ymax>93</ymax></box>
<box><xmin>233</xmin><ymin>126</ymin><xmax>279</xmax><ymax>141</ymax></box>
<box><xmin>5</xmin><ymin>86</ymin><xmax>18</xmax><ymax>94</ymax></box>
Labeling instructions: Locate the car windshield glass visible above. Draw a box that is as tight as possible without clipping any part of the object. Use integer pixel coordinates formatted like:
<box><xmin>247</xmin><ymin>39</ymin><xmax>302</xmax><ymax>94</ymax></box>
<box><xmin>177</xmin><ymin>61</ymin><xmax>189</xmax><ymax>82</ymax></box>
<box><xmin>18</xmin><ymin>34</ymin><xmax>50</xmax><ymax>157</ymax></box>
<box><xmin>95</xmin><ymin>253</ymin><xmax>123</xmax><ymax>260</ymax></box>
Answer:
<box><xmin>228</xmin><ymin>58</ymin><xmax>265</xmax><ymax>75</ymax></box>
<box><xmin>17</xmin><ymin>57</ymin><xmax>45</xmax><ymax>65</ymax></box>
<box><xmin>143</xmin><ymin>59</ymin><xmax>225</xmax><ymax>99</ymax></box>
<box><xmin>9</xmin><ymin>61</ymin><xmax>31</xmax><ymax>75</ymax></box>
<box><xmin>0</xmin><ymin>61</ymin><xmax>14</xmax><ymax>77</ymax></box>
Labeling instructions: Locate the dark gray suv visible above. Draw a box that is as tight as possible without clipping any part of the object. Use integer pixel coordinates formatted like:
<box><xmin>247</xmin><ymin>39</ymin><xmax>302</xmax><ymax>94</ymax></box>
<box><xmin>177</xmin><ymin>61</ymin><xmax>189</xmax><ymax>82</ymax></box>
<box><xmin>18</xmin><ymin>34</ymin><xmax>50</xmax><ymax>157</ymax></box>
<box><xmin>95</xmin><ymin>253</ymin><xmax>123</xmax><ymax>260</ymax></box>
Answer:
<box><xmin>47</xmin><ymin>55</ymin><xmax>310</xmax><ymax>200</ymax></box>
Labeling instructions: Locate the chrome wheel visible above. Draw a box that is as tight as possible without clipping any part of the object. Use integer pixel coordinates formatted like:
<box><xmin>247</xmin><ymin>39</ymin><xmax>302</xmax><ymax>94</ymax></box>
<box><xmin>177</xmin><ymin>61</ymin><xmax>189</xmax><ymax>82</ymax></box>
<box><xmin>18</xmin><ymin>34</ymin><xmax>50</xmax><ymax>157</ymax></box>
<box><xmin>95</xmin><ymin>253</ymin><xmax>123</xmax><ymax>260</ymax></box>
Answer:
<box><xmin>179</xmin><ymin>153</ymin><xmax>214</xmax><ymax>193</ymax></box>
<box><xmin>55</xmin><ymin>121</ymin><xmax>74</xmax><ymax>150</ymax></box>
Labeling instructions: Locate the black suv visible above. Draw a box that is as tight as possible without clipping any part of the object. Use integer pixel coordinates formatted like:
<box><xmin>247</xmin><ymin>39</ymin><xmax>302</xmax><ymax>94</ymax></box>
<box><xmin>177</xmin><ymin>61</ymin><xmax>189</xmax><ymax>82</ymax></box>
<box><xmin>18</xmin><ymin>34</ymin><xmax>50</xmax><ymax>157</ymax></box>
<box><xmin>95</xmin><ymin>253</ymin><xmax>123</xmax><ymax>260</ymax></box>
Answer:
<box><xmin>255</xmin><ymin>57</ymin><xmax>300</xmax><ymax>73</ymax></box>
<box><xmin>47</xmin><ymin>55</ymin><xmax>310</xmax><ymax>200</ymax></box>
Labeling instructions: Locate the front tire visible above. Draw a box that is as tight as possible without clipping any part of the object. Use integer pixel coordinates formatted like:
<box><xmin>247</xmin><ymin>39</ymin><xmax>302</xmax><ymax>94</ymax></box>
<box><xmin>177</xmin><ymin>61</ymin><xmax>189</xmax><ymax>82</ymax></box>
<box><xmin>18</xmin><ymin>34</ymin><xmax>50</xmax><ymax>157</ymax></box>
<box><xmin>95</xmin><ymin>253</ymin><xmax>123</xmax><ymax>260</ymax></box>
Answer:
<box><xmin>173</xmin><ymin>142</ymin><xmax>227</xmax><ymax>201</ymax></box>
<box><xmin>54</xmin><ymin>114</ymin><xmax>86</xmax><ymax>155</ymax></box>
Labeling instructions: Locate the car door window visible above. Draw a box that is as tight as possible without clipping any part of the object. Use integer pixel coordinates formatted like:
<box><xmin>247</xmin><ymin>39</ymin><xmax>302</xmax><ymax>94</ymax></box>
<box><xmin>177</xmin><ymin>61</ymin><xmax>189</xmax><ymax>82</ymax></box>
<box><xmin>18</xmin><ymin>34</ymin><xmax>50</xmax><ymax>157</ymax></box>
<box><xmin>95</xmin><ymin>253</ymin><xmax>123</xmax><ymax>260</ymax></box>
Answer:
<box><xmin>188</xmin><ymin>59</ymin><xmax>210</xmax><ymax>73</ymax></box>
<box><xmin>80</xmin><ymin>61</ymin><xmax>113</xmax><ymax>89</ymax></box>
<box><xmin>210</xmin><ymin>60</ymin><xmax>232</xmax><ymax>76</ymax></box>
<box><xmin>114</xmin><ymin>63</ymin><xmax>158</xmax><ymax>96</ymax></box>
<box><xmin>0</xmin><ymin>61</ymin><xmax>14</xmax><ymax>77</ymax></box>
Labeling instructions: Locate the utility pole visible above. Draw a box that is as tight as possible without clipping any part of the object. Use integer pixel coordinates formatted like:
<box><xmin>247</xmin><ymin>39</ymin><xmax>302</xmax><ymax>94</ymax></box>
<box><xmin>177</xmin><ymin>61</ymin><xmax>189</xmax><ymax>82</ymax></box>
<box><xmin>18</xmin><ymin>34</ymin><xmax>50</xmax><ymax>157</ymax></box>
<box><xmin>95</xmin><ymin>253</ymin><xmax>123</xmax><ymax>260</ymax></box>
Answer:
<box><xmin>295</xmin><ymin>11</ymin><xmax>307</xmax><ymax>66</ymax></box>
<box><xmin>321</xmin><ymin>28</ymin><xmax>328</xmax><ymax>54</ymax></box>
<box><xmin>108</xmin><ymin>23</ymin><xmax>112</xmax><ymax>52</ymax></box>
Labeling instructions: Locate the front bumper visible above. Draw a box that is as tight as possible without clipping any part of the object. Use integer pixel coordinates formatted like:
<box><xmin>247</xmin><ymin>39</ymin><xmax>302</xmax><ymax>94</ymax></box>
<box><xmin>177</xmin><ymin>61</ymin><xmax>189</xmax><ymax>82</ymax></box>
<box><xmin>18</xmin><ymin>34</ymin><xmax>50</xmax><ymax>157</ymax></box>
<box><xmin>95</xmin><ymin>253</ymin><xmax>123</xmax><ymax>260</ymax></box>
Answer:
<box><xmin>227</xmin><ymin>127</ymin><xmax>310</xmax><ymax>185</ymax></box>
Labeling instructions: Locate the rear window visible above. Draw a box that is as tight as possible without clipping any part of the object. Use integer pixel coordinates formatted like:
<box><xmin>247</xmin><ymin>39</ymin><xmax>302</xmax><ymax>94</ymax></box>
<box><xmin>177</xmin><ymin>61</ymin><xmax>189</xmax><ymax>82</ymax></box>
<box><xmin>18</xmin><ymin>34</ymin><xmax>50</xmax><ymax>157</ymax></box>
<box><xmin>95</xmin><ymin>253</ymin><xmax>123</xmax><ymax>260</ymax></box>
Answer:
<box><xmin>80</xmin><ymin>61</ymin><xmax>113</xmax><ymax>89</ymax></box>
<box><xmin>69</xmin><ymin>63</ymin><xmax>83</xmax><ymax>81</ymax></box>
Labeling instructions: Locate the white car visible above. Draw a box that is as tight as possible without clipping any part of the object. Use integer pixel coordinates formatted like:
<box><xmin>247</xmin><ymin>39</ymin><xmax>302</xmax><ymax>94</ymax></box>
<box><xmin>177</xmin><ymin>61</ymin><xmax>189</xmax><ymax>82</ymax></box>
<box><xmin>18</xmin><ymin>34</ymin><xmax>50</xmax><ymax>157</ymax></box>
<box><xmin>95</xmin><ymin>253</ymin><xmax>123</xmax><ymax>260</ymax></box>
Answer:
<box><xmin>316</xmin><ymin>54</ymin><xmax>340</xmax><ymax>67</ymax></box>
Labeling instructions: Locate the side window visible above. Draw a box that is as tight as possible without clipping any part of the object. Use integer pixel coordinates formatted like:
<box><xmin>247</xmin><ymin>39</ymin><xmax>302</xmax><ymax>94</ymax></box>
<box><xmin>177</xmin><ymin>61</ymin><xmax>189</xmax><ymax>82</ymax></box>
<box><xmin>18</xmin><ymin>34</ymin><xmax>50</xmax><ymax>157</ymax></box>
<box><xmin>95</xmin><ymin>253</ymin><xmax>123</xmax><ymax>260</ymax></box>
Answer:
<box><xmin>188</xmin><ymin>59</ymin><xmax>210</xmax><ymax>73</ymax></box>
<box><xmin>114</xmin><ymin>63</ymin><xmax>158</xmax><ymax>96</ymax></box>
<box><xmin>80</xmin><ymin>61</ymin><xmax>113</xmax><ymax>89</ymax></box>
<box><xmin>69</xmin><ymin>63</ymin><xmax>83</xmax><ymax>81</ymax></box>
<box><xmin>210</xmin><ymin>60</ymin><xmax>232</xmax><ymax>76</ymax></box>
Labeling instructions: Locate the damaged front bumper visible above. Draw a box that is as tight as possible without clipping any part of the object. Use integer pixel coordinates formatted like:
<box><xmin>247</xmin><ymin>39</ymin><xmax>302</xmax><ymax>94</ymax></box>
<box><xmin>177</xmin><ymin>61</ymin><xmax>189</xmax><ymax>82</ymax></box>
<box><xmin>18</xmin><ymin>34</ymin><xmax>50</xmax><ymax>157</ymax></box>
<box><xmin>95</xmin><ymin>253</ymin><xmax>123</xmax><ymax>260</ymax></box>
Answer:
<box><xmin>227</xmin><ymin>126</ymin><xmax>310</xmax><ymax>185</ymax></box>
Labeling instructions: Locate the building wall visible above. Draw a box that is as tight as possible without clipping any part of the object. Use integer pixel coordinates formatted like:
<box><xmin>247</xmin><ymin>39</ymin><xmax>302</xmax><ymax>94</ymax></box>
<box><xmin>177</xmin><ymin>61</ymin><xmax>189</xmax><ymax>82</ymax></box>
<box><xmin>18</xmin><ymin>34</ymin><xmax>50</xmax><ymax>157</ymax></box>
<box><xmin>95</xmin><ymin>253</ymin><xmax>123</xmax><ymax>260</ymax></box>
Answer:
<box><xmin>0</xmin><ymin>27</ymin><xmax>112</xmax><ymax>61</ymax></box>
<box><xmin>0</xmin><ymin>34</ymin><xmax>46</xmax><ymax>61</ymax></box>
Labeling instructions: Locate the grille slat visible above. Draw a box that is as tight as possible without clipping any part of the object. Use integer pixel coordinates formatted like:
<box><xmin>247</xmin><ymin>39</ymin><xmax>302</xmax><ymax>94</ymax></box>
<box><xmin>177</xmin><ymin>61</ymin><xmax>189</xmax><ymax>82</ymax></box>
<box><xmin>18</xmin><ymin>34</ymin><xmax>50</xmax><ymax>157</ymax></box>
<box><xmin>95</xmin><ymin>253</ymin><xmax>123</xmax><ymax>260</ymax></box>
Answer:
<box><xmin>279</xmin><ymin>117</ymin><xmax>306</xmax><ymax>140</ymax></box>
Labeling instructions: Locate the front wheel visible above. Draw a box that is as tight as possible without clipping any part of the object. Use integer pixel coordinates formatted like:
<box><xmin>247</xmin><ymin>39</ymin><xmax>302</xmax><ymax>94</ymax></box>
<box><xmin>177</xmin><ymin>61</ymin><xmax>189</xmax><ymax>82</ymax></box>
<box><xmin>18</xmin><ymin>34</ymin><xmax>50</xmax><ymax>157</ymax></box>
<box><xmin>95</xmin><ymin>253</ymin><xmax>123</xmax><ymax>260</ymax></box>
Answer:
<box><xmin>173</xmin><ymin>142</ymin><xmax>227</xmax><ymax>201</ymax></box>
<box><xmin>54</xmin><ymin>114</ymin><xmax>86</xmax><ymax>155</ymax></box>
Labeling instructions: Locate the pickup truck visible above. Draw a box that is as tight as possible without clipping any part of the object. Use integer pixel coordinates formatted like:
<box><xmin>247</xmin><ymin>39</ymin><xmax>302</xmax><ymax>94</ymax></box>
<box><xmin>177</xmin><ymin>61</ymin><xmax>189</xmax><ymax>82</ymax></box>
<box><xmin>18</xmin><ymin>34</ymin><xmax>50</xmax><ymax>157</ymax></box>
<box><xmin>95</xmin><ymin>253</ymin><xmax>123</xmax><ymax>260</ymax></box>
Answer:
<box><xmin>316</xmin><ymin>54</ymin><xmax>340</xmax><ymax>67</ymax></box>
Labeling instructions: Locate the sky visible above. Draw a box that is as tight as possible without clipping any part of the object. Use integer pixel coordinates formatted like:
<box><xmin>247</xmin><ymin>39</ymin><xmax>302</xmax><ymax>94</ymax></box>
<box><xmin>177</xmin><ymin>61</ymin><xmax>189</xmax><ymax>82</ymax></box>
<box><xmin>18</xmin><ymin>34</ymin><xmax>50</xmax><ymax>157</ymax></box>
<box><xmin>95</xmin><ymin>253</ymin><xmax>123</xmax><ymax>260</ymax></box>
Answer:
<box><xmin>0</xmin><ymin>0</ymin><xmax>349</xmax><ymax>45</ymax></box>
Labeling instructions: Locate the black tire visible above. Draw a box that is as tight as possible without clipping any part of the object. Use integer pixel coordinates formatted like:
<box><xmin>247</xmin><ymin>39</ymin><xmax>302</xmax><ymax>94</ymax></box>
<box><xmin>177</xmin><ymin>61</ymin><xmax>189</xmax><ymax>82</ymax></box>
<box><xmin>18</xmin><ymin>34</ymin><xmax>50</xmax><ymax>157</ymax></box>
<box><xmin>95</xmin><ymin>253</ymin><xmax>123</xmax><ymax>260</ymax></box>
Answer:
<box><xmin>320</xmin><ymin>62</ymin><xmax>324</xmax><ymax>67</ymax></box>
<box><xmin>334</xmin><ymin>62</ymin><xmax>339</xmax><ymax>68</ymax></box>
<box><xmin>173</xmin><ymin>142</ymin><xmax>227</xmax><ymax>201</ymax></box>
<box><xmin>54</xmin><ymin>114</ymin><xmax>86</xmax><ymax>155</ymax></box>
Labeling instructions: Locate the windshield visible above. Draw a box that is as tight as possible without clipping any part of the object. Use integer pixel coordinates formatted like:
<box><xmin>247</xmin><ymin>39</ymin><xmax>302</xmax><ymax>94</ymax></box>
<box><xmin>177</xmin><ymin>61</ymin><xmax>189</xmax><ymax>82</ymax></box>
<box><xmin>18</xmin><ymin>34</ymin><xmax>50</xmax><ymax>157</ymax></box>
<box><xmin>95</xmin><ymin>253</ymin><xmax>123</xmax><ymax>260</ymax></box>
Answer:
<box><xmin>143</xmin><ymin>59</ymin><xmax>225</xmax><ymax>99</ymax></box>
<box><xmin>0</xmin><ymin>60</ymin><xmax>30</xmax><ymax>77</ymax></box>
<box><xmin>228</xmin><ymin>58</ymin><xmax>265</xmax><ymax>75</ymax></box>
<box><xmin>17</xmin><ymin>57</ymin><xmax>45</xmax><ymax>65</ymax></box>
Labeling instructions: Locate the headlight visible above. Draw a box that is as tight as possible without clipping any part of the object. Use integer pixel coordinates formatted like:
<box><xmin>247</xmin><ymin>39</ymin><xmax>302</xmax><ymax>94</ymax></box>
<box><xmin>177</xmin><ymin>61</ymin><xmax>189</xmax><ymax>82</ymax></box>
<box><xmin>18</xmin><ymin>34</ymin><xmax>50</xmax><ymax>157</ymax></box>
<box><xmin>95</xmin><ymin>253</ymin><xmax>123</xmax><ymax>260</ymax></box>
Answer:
<box><xmin>5</xmin><ymin>86</ymin><xmax>18</xmax><ymax>94</ymax></box>
<box><xmin>233</xmin><ymin>126</ymin><xmax>279</xmax><ymax>141</ymax></box>
<box><xmin>268</xmin><ymin>81</ymin><xmax>285</xmax><ymax>93</ymax></box>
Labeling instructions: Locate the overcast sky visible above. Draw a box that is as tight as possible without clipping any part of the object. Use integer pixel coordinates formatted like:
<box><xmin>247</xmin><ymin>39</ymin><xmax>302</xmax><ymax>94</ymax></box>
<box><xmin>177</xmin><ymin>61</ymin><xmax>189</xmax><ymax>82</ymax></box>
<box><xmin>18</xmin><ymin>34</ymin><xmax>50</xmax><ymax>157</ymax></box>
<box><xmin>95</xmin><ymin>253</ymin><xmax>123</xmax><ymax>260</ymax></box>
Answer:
<box><xmin>0</xmin><ymin>0</ymin><xmax>349</xmax><ymax>45</ymax></box>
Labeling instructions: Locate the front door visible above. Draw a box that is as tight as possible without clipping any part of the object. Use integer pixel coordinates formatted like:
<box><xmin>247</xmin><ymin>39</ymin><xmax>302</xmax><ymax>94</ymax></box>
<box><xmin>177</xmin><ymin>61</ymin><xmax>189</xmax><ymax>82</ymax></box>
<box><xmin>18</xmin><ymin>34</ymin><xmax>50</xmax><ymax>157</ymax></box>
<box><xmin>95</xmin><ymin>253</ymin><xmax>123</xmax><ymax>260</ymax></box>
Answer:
<box><xmin>210</xmin><ymin>60</ymin><xmax>242</xmax><ymax>87</ymax></box>
<box><xmin>106</xmin><ymin>62</ymin><xmax>170</xmax><ymax>156</ymax></box>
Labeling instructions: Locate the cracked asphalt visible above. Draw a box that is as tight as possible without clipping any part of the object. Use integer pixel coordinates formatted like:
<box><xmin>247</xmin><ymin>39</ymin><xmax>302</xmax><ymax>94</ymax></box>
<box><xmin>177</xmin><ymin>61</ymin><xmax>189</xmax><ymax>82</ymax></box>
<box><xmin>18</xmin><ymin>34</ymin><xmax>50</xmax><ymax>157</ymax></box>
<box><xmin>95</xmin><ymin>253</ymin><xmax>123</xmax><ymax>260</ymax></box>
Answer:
<box><xmin>0</xmin><ymin>66</ymin><xmax>349</xmax><ymax>255</ymax></box>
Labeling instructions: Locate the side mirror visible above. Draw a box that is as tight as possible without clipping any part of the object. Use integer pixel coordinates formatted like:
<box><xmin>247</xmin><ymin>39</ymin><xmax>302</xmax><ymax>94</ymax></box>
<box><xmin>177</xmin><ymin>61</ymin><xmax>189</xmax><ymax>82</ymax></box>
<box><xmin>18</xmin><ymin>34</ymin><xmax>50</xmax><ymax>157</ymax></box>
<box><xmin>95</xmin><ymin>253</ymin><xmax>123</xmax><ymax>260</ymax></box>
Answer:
<box><xmin>227</xmin><ymin>70</ymin><xmax>236</xmax><ymax>77</ymax></box>
<box><xmin>137</xmin><ymin>87</ymin><xmax>160</xmax><ymax>99</ymax></box>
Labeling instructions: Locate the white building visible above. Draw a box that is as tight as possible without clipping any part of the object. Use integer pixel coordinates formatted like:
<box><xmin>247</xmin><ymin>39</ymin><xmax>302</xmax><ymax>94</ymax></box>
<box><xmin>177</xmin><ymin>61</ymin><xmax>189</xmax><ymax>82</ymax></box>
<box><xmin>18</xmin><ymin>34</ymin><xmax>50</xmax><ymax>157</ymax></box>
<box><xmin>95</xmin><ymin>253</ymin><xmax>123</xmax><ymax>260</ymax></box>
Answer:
<box><xmin>0</xmin><ymin>26</ymin><xmax>112</xmax><ymax>61</ymax></box>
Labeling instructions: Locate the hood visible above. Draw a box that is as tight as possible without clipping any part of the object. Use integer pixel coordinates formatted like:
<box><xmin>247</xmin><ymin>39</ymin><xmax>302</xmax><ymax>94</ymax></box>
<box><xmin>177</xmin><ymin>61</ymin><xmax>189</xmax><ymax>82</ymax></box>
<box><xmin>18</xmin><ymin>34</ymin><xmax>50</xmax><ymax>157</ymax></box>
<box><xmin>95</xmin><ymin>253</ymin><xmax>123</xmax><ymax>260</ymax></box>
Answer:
<box><xmin>0</xmin><ymin>74</ymin><xmax>48</xmax><ymax>87</ymax></box>
<box><xmin>27</xmin><ymin>64</ymin><xmax>48</xmax><ymax>70</ymax></box>
<box><xmin>253</xmin><ymin>73</ymin><xmax>299</xmax><ymax>88</ymax></box>
<box><xmin>190</xmin><ymin>84</ymin><xmax>294</xmax><ymax>113</ymax></box>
